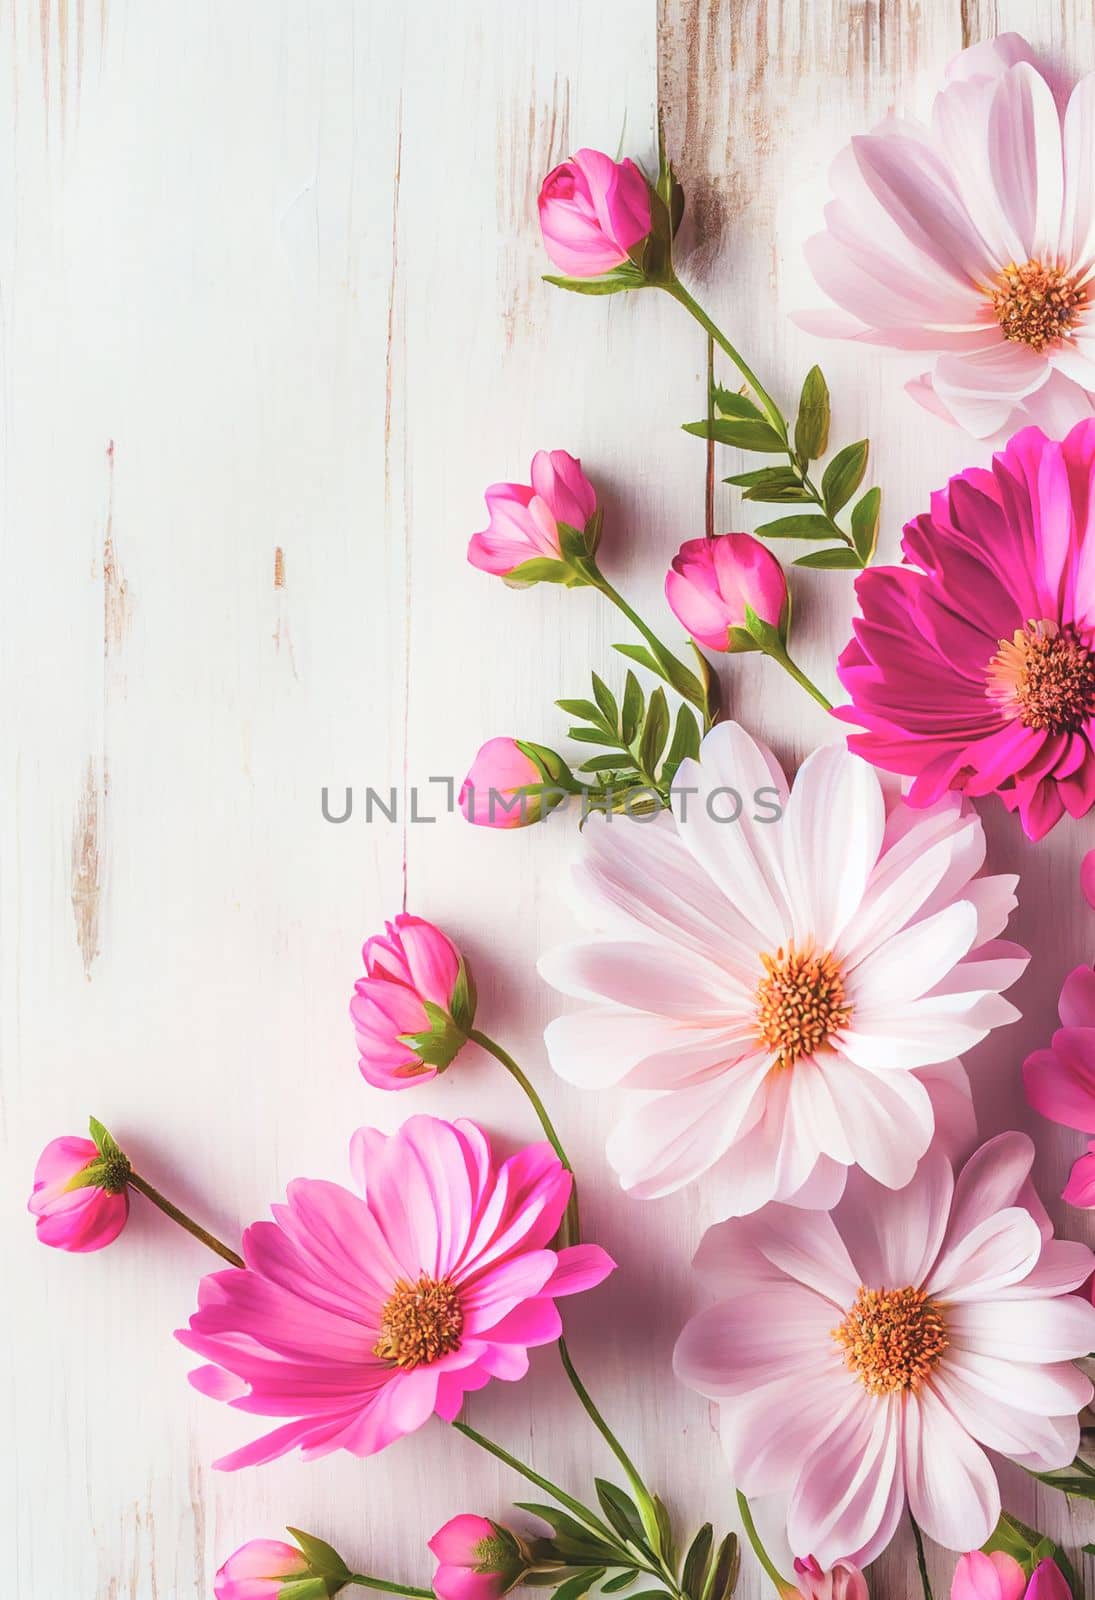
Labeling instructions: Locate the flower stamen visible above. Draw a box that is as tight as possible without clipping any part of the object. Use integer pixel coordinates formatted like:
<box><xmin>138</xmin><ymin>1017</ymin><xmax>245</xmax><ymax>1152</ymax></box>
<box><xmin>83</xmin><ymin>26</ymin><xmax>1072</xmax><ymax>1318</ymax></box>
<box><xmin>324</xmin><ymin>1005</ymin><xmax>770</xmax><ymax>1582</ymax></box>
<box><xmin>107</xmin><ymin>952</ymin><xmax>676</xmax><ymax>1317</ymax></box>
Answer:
<box><xmin>374</xmin><ymin>1274</ymin><xmax>463</xmax><ymax>1368</ymax></box>
<box><xmin>755</xmin><ymin>943</ymin><xmax>851</xmax><ymax>1070</ymax></box>
<box><xmin>986</xmin><ymin>619</ymin><xmax>1095</xmax><ymax>734</ymax></box>
<box><xmin>833</xmin><ymin>1285</ymin><xmax>947</xmax><ymax>1396</ymax></box>
<box><xmin>990</xmin><ymin>259</ymin><xmax>1086</xmax><ymax>351</ymax></box>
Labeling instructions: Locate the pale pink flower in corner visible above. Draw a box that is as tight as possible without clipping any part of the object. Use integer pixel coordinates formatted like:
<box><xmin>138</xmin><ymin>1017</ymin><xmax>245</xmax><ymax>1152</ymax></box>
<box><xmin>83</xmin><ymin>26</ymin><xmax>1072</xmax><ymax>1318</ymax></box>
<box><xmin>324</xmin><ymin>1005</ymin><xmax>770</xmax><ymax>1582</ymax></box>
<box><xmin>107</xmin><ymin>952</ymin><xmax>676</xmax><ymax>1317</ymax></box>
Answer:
<box><xmin>800</xmin><ymin>33</ymin><xmax>1095</xmax><ymax>438</ymax></box>
<box><xmin>177</xmin><ymin>1116</ymin><xmax>614</xmax><ymax>1469</ymax></box>
<box><xmin>467</xmin><ymin>450</ymin><xmax>597</xmax><ymax>580</ymax></box>
<box><xmin>665</xmin><ymin>533</ymin><xmax>789</xmax><ymax>653</ymax></box>
<box><xmin>429</xmin><ymin>1515</ymin><xmax>527</xmax><ymax>1600</ymax></box>
<box><xmin>28</xmin><ymin>1135</ymin><xmax>130</xmax><ymax>1253</ymax></box>
<box><xmin>789</xmin><ymin>1555</ymin><xmax>869</xmax><ymax>1600</ymax></box>
<box><xmin>214</xmin><ymin>1539</ymin><xmax>314</xmax><ymax>1600</ymax></box>
<box><xmin>538</xmin><ymin>149</ymin><xmax>652</xmax><ymax>278</ymax></box>
<box><xmin>674</xmin><ymin>1134</ymin><xmax>1095</xmax><ymax>1567</ymax></box>
<box><xmin>541</xmin><ymin>720</ymin><xmax>1021</xmax><ymax>1210</ymax></box>
<box><xmin>350</xmin><ymin>913</ymin><xmax>471</xmax><ymax>1090</ymax></box>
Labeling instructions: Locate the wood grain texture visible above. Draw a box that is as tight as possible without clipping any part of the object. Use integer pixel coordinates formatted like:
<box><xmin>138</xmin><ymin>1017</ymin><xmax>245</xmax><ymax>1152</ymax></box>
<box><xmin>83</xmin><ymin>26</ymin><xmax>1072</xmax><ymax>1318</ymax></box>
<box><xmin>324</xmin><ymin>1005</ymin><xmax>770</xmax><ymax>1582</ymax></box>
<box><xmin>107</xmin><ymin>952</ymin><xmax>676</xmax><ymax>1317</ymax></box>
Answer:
<box><xmin>2</xmin><ymin>0</ymin><xmax>1091</xmax><ymax>1595</ymax></box>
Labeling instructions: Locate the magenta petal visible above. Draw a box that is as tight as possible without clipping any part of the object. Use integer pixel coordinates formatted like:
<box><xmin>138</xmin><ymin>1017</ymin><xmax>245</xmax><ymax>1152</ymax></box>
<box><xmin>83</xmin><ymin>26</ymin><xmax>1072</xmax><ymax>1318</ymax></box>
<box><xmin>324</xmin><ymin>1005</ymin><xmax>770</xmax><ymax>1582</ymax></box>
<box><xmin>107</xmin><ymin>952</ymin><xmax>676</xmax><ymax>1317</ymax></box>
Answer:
<box><xmin>1024</xmin><ymin>1032</ymin><xmax>1095</xmax><ymax>1132</ymax></box>
<box><xmin>543</xmin><ymin>1243</ymin><xmax>617</xmax><ymax>1296</ymax></box>
<box><xmin>1063</xmin><ymin>1143</ymin><xmax>1095</xmax><ymax>1207</ymax></box>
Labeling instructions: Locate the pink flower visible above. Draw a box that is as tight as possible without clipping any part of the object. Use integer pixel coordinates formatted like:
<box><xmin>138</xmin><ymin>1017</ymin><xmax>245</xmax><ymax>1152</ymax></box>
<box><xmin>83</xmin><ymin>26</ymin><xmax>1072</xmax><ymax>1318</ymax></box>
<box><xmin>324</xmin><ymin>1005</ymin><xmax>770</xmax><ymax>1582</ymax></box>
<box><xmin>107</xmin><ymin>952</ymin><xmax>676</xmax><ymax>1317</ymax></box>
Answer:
<box><xmin>1082</xmin><ymin>850</ymin><xmax>1095</xmax><ymax>909</ymax></box>
<box><xmin>460</xmin><ymin>738</ymin><xmax>570</xmax><ymax>828</ymax></box>
<box><xmin>790</xmin><ymin>1556</ymin><xmax>869</xmax><ymax>1600</ymax></box>
<box><xmin>538</xmin><ymin>149</ymin><xmax>652</xmax><ymax>278</ymax></box>
<box><xmin>1024</xmin><ymin>963</ymin><xmax>1095</xmax><ymax>1135</ymax></box>
<box><xmin>665</xmin><ymin>533</ymin><xmax>789</xmax><ymax>653</ymax></box>
<box><xmin>674</xmin><ymin>1133</ymin><xmax>1095</xmax><ymax>1567</ymax></box>
<box><xmin>350</xmin><ymin>914</ymin><xmax>473</xmax><ymax>1090</ymax></box>
<box><xmin>28</xmin><ymin>1134</ymin><xmax>130</xmax><ymax>1253</ymax></box>
<box><xmin>467</xmin><ymin>450</ymin><xmax>598</xmax><ymax>581</ymax></box>
<box><xmin>429</xmin><ymin>1515</ymin><xmax>527</xmax><ymax>1600</ymax></box>
<box><xmin>214</xmin><ymin>1540</ymin><xmax>314</xmax><ymax>1600</ymax></box>
<box><xmin>951</xmin><ymin>1553</ymin><xmax>1070</xmax><ymax>1600</ymax></box>
<box><xmin>178</xmin><ymin>1115</ymin><xmax>614</xmax><ymax>1469</ymax></box>
<box><xmin>837</xmin><ymin>421</ymin><xmax>1095</xmax><ymax>839</ymax></box>
<box><xmin>800</xmin><ymin>34</ymin><xmax>1095</xmax><ymax>439</ymax></box>
<box><xmin>542</xmin><ymin>720</ymin><xmax>1022</xmax><ymax>1209</ymax></box>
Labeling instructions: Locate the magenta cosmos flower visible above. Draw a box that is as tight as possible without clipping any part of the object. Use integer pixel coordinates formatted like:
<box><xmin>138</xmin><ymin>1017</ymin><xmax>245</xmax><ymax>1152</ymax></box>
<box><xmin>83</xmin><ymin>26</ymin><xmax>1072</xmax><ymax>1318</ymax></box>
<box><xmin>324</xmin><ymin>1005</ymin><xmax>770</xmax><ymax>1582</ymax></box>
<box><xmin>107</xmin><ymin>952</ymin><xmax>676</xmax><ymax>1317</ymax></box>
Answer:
<box><xmin>28</xmin><ymin>1134</ymin><xmax>130</xmax><ymax>1252</ymax></box>
<box><xmin>214</xmin><ymin>1540</ymin><xmax>316</xmax><ymax>1600</ymax></box>
<box><xmin>1024</xmin><ymin>959</ymin><xmax>1095</xmax><ymax>1205</ymax></box>
<box><xmin>838</xmin><ymin>421</ymin><xmax>1095</xmax><ymax>839</ymax></box>
<box><xmin>538</xmin><ymin>149</ymin><xmax>651</xmax><ymax>279</ymax></box>
<box><xmin>467</xmin><ymin>450</ymin><xmax>597</xmax><ymax>581</ymax></box>
<box><xmin>674</xmin><ymin>1134</ymin><xmax>1095</xmax><ymax>1567</ymax></box>
<box><xmin>951</xmin><ymin>1553</ymin><xmax>1070</xmax><ymax>1600</ymax></box>
<box><xmin>177</xmin><ymin>1116</ymin><xmax>613</xmax><ymax>1469</ymax></box>
<box><xmin>429</xmin><ymin>1515</ymin><xmax>528</xmax><ymax>1600</ymax></box>
<box><xmin>541</xmin><ymin>720</ymin><xmax>1023</xmax><ymax>1210</ymax></box>
<box><xmin>350</xmin><ymin>914</ymin><xmax>472</xmax><ymax>1089</ymax></box>
<box><xmin>801</xmin><ymin>34</ymin><xmax>1095</xmax><ymax>439</ymax></box>
<box><xmin>665</xmin><ymin>533</ymin><xmax>789</xmax><ymax>653</ymax></box>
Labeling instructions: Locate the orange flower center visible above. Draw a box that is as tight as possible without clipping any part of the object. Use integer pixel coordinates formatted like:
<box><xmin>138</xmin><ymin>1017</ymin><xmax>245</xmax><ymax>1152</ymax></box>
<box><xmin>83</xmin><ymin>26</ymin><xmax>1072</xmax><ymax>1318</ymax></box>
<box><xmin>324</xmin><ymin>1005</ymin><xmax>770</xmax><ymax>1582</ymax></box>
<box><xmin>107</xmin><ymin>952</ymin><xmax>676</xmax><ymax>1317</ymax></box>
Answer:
<box><xmin>374</xmin><ymin>1274</ymin><xmax>463</xmax><ymax>1368</ymax></box>
<box><xmin>833</xmin><ymin>1285</ymin><xmax>948</xmax><ymax>1396</ymax></box>
<box><xmin>990</xmin><ymin>258</ymin><xmax>1086</xmax><ymax>350</ymax></box>
<box><xmin>754</xmin><ymin>943</ymin><xmax>851</xmax><ymax>1069</ymax></box>
<box><xmin>986</xmin><ymin>619</ymin><xmax>1095</xmax><ymax>734</ymax></box>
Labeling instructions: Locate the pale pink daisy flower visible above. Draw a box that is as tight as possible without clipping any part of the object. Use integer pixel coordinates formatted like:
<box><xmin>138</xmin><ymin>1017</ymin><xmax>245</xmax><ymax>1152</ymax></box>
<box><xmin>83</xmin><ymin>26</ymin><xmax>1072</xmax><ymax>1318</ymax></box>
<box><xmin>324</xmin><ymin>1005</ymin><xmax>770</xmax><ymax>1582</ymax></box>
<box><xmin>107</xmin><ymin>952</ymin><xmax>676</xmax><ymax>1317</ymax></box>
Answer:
<box><xmin>539</xmin><ymin>721</ymin><xmax>1025</xmax><ymax>1212</ymax></box>
<box><xmin>674</xmin><ymin>1135</ymin><xmax>1095</xmax><ymax>1567</ymax></box>
<box><xmin>800</xmin><ymin>34</ymin><xmax>1095</xmax><ymax>438</ymax></box>
<box><xmin>177</xmin><ymin>1115</ymin><xmax>613</xmax><ymax>1468</ymax></box>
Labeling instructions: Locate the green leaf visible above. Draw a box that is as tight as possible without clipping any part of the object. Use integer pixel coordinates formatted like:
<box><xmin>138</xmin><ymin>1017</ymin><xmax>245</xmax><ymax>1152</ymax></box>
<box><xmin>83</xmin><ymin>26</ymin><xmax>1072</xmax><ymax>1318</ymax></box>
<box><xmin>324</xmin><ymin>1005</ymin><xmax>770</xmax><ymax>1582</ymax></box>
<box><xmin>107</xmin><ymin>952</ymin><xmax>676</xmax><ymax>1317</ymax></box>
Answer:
<box><xmin>794</xmin><ymin>365</ymin><xmax>831</xmax><ymax>461</ymax></box>
<box><xmin>557</xmin><ymin>699</ymin><xmax>609</xmax><ymax>728</ymax></box>
<box><xmin>983</xmin><ymin>1512</ymin><xmax>1078</xmax><ymax>1596</ymax></box>
<box><xmin>742</xmin><ymin>483</ymin><xmax>813</xmax><ymax>504</ymax></box>
<box><xmin>651</xmin><ymin>1496</ymin><xmax>674</xmax><ymax>1568</ymax></box>
<box><xmin>601</xmin><ymin>1572</ymin><xmax>639</xmax><ymax>1594</ymax></box>
<box><xmin>569</xmin><ymin>726</ymin><xmax>614</xmax><ymax>745</ymax></box>
<box><xmin>850</xmin><ymin>485</ymin><xmax>881</xmax><ymax>565</ymax></box>
<box><xmin>754</xmin><ymin>514</ymin><xmax>836</xmax><ymax>540</ymax></box>
<box><xmin>513</xmin><ymin>1504</ymin><xmax>619</xmax><ymax>1562</ymax></box>
<box><xmin>554</xmin><ymin>1570</ymin><xmax>606</xmax><ymax>1600</ymax></box>
<box><xmin>712</xmin><ymin>386</ymin><xmax>764</xmax><ymax>421</ymax></box>
<box><xmin>724</xmin><ymin>465</ymin><xmax>802</xmax><ymax>491</ymax></box>
<box><xmin>793</xmin><ymin>547</ymin><xmax>863</xmax><ymax>570</ymax></box>
<box><xmin>578</xmin><ymin>754</ymin><xmax>630</xmax><ymax>775</ymax></box>
<box><xmin>821</xmin><ymin>439</ymin><xmax>869</xmax><ymax>515</ymax></box>
<box><xmin>591</xmin><ymin>673</ymin><xmax>618</xmax><ymax>726</ymax></box>
<box><xmin>638</xmin><ymin>689</ymin><xmax>670</xmax><ymax>776</ymax></box>
<box><xmin>681</xmin><ymin>1524</ymin><xmax>713</xmax><ymax>1600</ymax></box>
<box><xmin>702</xmin><ymin>1534</ymin><xmax>740</xmax><ymax>1600</ymax></box>
<box><xmin>594</xmin><ymin>1480</ymin><xmax>647</xmax><ymax>1549</ymax></box>
<box><xmin>682</xmin><ymin>418</ymin><xmax>786</xmax><ymax>453</ymax></box>
<box><xmin>543</xmin><ymin>267</ymin><xmax>646</xmax><ymax>296</ymax></box>
<box><xmin>621</xmin><ymin>671</ymin><xmax>644</xmax><ymax>745</ymax></box>
<box><xmin>662</xmin><ymin>703</ymin><xmax>702</xmax><ymax>786</ymax></box>
<box><xmin>613</xmin><ymin>642</ymin><xmax>662</xmax><ymax>676</ymax></box>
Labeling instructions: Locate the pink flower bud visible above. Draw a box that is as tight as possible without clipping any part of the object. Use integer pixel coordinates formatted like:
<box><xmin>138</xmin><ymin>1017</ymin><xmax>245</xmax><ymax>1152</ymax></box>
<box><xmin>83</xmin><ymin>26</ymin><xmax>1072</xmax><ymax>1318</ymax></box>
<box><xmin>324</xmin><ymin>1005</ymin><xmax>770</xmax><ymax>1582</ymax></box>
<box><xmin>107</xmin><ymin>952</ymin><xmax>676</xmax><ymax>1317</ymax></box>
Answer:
<box><xmin>468</xmin><ymin>450</ymin><xmax>598</xmax><ymax>580</ymax></box>
<box><xmin>1026</xmin><ymin>1560</ymin><xmax>1072</xmax><ymax>1600</ymax></box>
<box><xmin>791</xmin><ymin>1555</ymin><xmax>870</xmax><ymax>1600</ymax></box>
<box><xmin>950</xmin><ymin>1551</ymin><xmax>1028</xmax><ymax>1600</ymax></box>
<box><xmin>665</xmin><ymin>533</ymin><xmax>789</xmax><ymax>653</ymax></box>
<box><xmin>28</xmin><ymin>1134</ymin><xmax>130</xmax><ymax>1253</ymax></box>
<box><xmin>429</xmin><ymin>1514</ymin><xmax>527</xmax><ymax>1600</ymax></box>
<box><xmin>457</xmin><ymin>739</ymin><xmax>569</xmax><ymax>832</ymax></box>
<box><xmin>350</xmin><ymin>914</ymin><xmax>473</xmax><ymax>1089</ymax></box>
<box><xmin>538</xmin><ymin>148</ymin><xmax>652</xmax><ymax>278</ymax></box>
<box><xmin>214</xmin><ymin>1539</ymin><xmax>317</xmax><ymax>1600</ymax></box>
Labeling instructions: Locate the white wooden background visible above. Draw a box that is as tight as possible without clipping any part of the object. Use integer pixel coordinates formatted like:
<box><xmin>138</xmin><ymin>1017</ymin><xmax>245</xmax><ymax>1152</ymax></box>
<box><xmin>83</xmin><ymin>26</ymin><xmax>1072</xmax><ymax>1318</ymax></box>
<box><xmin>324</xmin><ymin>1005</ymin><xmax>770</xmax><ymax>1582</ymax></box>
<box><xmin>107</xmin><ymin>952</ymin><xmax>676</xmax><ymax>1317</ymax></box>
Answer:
<box><xmin>5</xmin><ymin>1</ymin><xmax>1095</xmax><ymax>1595</ymax></box>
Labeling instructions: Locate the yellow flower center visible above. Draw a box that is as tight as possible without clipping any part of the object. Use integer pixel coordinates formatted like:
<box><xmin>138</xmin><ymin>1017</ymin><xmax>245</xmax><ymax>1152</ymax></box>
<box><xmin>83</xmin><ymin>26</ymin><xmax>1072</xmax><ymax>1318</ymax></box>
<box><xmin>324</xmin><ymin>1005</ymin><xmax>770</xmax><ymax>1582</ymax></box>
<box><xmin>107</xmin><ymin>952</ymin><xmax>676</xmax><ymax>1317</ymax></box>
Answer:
<box><xmin>833</xmin><ymin>1285</ymin><xmax>948</xmax><ymax>1396</ymax></box>
<box><xmin>990</xmin><ymin>258</ymin><xmax>1086</xmax><ymax>351</ymax></box>
<box><xmin>754</xmin><ymin>943</ymin><xmax>852</xmax><ymax>1069</ymax></box>
<box><xmin>986</xmin><ymin>619</ymin><xmax>1095</xmax><ymax>734</ymax></box>
<box><xmin>374</xmin><ymin>1274</ymin><xmax>463</xmax><ymax>1368</ymax></box>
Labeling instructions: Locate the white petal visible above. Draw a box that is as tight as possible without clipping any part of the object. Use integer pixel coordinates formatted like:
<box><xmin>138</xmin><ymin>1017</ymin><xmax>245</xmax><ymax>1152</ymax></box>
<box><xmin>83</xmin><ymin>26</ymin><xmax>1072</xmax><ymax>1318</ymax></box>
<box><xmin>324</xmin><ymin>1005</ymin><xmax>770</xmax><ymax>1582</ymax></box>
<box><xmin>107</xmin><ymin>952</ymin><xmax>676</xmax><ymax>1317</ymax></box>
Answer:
<box><xmin>672</xmin><ymin>1284</ymin><xmax>835</xmax><ymax>1398</ymax></box>
<box><xmin>944</xmin><ymin>1345</ymin><xmax>1092</xmax><ymax>1417</ymax></box>
<box><xmin>1063</xmin><ymin>74</ymin><xmax>1095</xmax><ymax>276</ymax></box>
<box><xmin>544</xmin><ymin>1005</ymin><xmax>745</xmax><ymax>1090</ymax></box>
<box><xmin>781</xmin><ymin>743</ymin><xmax>884</xmax><ymax>949</ymax></box>
<box><xmin>808</xmin><ymin>1055</ymin><xmax>935</xmax><ymax>1188</ymax></box>
<box><xmin>605</xmin><ymin>1060</ymin><xmax>770</xmax><ymax>1200</ymax></box>
<box><xmin>835</xmin><ymin>1148</ymin><xmax>953</xmax><ymax>1288</ymax></box>
<box><xmin>915</xmin><ymin>1058</ymin><xmax>978</xmax><ymax>1166</ymax></box>
<box><xmin>787</xmin><ymin>1391</ymin><xmax>905</xmax><ymax>1569</ymax></box>
<box><xmin>949</xmin><ymin>1294</ymin><xmax>1095</xmax><ymax>1362</ymax></box>
<box><xmin>926</xmin><ymin>1208</ymin><xmax>1042</xmax><ymax>1301</ymax></box>
<box><xmin>903</xmin><ymin>1384</ymin><xmax>1000</xmax><ymax>1551</ymax></box>
<box><xmin>943</xmin><ymin>1130</ymin><xmax>1034</xmax><ymax>1248</ymax></box>
<box><xmin>537</xmin><ymin>939</ymin><xmax>740</xmax><ymax>1019</ymax></box>
<box><xmin>987</xmin><ymin>63</ymin><xmax>1064</xmax><ymax>261</ymax></box>
<box><xmin>847</xmin><ymin>900</ymin><xmax>978</xmax><ymax>1007</ymax></box>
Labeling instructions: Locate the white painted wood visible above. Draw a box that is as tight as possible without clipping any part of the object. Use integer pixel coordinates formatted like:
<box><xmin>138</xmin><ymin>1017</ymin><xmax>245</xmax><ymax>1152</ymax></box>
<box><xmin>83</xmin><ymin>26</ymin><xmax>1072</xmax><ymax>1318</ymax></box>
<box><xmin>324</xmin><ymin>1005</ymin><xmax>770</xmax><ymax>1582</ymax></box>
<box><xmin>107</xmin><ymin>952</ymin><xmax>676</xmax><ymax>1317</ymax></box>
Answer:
<box><xmin>3</xmin><ymin>1</ymin><xmax>1094</xmax><ymax>1596</ymax></box>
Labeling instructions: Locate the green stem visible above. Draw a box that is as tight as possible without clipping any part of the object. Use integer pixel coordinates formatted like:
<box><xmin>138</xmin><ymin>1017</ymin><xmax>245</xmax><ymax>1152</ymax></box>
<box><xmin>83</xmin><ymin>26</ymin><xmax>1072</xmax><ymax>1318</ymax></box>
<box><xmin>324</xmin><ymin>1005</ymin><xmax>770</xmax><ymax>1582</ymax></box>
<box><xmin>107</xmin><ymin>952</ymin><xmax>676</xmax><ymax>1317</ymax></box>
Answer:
<box><xmin>558</xmin><ymin>1339</ymin><xmax>646</xmax><ymax>1502</ymax></box>
<box><xmin>910</xmin><ymin>1513</ymin><xmax>934</xmax><ymax>1600</ymax></box>
<box><xmin>767</xmin><ymin>645</ymin><xmax>833</xmax><ymax>713</ymax></box>
<box><xmin>348</xmin><ymin>1578</ymin><xmax>434</xmax><ymax>1597</ymax></box>
<box><xmin>451</xmin><ymin>1420</ymin><xmax>620</xmax><ymax>1550</ymax></box>
<box><xmin>664</xmin><ymin>280</ymin><xmax>786</xmax><ymax>436</ymax></box>
<box><xmin>735</xmin><ymin>1493</ymin><xmax>792</xmax><ymax>1598</ymax></box>
<box><xmin>127</xmin><ymin>1172</ymin><xmax>244</xmax><ymax>1268</ymax></box>
<box><xmin>468</xmin><ymin>1029</ymin><xmax>570</xmax><ymax>1172</ymax></box>
<box><xmin>586</xmin><ymin>569</ymin><xmax>715</xmax><ymax>729</ymax></box>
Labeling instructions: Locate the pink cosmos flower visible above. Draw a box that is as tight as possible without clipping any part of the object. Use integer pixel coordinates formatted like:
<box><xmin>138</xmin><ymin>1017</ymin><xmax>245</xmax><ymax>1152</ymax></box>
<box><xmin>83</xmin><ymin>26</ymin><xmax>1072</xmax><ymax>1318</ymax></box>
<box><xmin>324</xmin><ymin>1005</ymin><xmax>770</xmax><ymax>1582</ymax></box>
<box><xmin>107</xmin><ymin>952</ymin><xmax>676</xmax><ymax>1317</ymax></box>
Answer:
<box><xmin>837</xmin><ymin>421</ymin><xmax>1095</xmax><ymax>840</ymax></box>
<box><xmin>1082</xmin><ymin>849</ymin><xmax>1095</xmax><ymax>909</ymax></box>
<box><xmin>800</xmin><ymin>34</ymin><xmax>1095</xmax><ymax>439</ymax></box>
<box><xmin>467</xmin><ymin>450</ymin><xmax>597</xmax><ymax>580</ymax></box>
<box><xmin>350</xmin><ymin>914</ymin><xmax>472</xmax><ymax>1089</ymax></box>
<box><xmin>538</xmin><ymin>149</ymin><xmax>651</xmax><ymax>279</ymax></box>
<box><xmin>541</xmin><ymin>720</ymin><xmax>1022</xmax><ymax>1210</ymax></box>
<box><xmin>665</xmin><ymin>533</ymin><xmax>789</xmax><ymax>653</ymax></box>
<box><xmin>674</xmin><ymin>1134</ymin><xmax>1095</xmax><ymax>1567</ymax></box>
<box><xmin>951</xmin><ymin>1552</ymin><xmax>1070</xmax><ymax>1600</ymax></box>
<box><xmin>177</xmin><ymin>1116</ymin><xmax>613</xmax><ymax>1469</ymax></box>
<box><xmin>789</xmin><ymin>1556</ymin><xmax>869</xmax><ymax>1600</ymax></box>
<box><xmin>460</xmin><ymin>737</ymin><xmax>569</xmax><ymax>828</ymax></box>
<box><xmin>429</xmin><ymin>1515</ymin><xmax>527</xmax><ymax>1600</ymax></box>
<box><xmin>1024</xmin><ymin>959</ymin><xmax>1095</xmax><ymax>1204</ymax></box>
<box><xmin>28</xmin><ymin>1134</ymin><xmax>130</xmax><ymax>1252</ymax></box>
<box><xmin>214</xmin><ymin>1539</ymin><xmax>314</xmax><ymax>1600</ymax></box>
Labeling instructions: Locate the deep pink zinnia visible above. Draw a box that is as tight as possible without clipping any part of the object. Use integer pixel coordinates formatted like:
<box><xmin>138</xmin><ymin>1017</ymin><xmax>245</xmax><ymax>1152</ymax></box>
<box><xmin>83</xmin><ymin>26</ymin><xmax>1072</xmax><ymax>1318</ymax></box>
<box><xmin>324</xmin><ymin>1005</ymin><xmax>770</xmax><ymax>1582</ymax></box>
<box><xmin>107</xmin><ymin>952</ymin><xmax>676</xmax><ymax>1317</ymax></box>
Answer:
<box><xmin>837</xmin><ymin>420</ymin><xmax>1095</xmax><ymax>839</ymax></box>
<box><xmin>177</xmin><ymin>1115</ymin><xmax>614</xmax><ymax>1469</ymax></box>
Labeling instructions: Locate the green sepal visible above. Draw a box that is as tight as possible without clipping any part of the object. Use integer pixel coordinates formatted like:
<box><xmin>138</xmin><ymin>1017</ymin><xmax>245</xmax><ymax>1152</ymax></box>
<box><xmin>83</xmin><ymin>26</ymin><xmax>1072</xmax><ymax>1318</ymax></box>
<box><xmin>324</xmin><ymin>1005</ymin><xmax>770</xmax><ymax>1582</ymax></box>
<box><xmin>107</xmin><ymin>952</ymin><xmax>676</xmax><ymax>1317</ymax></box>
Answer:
<box><xmin>503</xmin><ymin>557</ymin><xmax>575</xmax><ymax>588</ymax></box>
<box><xmin>89</xmin><ymin>1117</ymin><xmax>123</xmax><ymax>1162</ymax></box>
<box><xmin>743</xmin><ymin>603</ymin><xmax>788</xmax><ymax>655</ymax></box>
<box><xmin>284</xmin><ymin>1526</ymin><xmax>352</xmax><ymax>1585</ymax></box>
<box><xmin>449</xmin><ymin>957</ymin><xmax>477</xmax><ymax>1033</ymax></box>
<box><xmin>277</xmin><ymin>1581</ymin><xmax>336</xmax><ymax>1600</ymax></box>
<box><xmin>543</xmin><ymin>265</ymin><xmax>647</xmax><ymax>296</ymax></box>
<box><xmin>397</xmin><ymin>999</ymin><xmax>469</xmax><ymax>1071</ymax></box>
<box><xmin>516</xmin><ymin>740</ymin><xmax>577</xmax><ymax>792</ymax></box>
